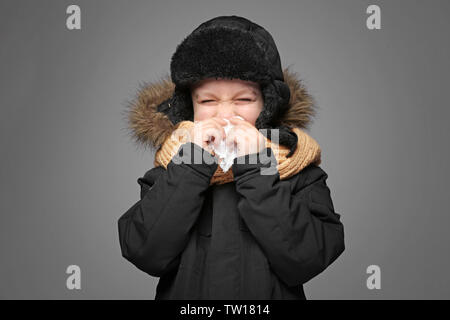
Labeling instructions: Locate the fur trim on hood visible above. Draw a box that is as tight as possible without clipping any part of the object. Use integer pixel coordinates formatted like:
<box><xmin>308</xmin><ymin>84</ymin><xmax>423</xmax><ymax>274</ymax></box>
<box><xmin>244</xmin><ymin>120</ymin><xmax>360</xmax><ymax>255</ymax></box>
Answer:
<box><xmin>124</xmin><ymin>66</ymin><xmax>317</xmax><ymax>151</ymax></box>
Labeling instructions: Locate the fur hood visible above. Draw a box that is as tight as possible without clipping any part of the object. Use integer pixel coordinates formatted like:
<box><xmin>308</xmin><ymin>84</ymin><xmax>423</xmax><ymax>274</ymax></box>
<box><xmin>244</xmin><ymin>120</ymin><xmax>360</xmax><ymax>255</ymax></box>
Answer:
<box><xmin>124</xmin><ymin>66</ymin><xmax>317</xmax><ymax>151</ymax></box>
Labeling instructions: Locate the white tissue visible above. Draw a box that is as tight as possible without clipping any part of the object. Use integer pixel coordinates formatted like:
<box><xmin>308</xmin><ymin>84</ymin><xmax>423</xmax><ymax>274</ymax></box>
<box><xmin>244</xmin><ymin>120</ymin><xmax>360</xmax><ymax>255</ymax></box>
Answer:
<box><xmin>209</xmin><ymin>116</ymin><xmax>243</xmax><ymax>172</ymax></box>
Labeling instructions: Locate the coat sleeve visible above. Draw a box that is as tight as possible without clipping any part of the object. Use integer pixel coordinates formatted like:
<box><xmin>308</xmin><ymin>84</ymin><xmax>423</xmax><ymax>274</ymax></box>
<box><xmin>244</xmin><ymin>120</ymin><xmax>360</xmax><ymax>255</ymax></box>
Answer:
<box><xmin>231</xmin><ymin>147</ymin><xmax>345</xmax><ymax>287</ymax></box>
<box><xmin>118</xmin><ymin>142</ymin><xmax>218</xmax><ymax>277</ymax></box>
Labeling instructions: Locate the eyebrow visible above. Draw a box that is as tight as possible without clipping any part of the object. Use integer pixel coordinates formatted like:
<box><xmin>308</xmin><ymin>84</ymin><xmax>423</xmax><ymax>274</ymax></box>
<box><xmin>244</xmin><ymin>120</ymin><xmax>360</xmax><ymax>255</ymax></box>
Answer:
<box><xmin>194</xmin><ymin>89</ymin><xmax>258</xmax><ymax>99</ymax></box>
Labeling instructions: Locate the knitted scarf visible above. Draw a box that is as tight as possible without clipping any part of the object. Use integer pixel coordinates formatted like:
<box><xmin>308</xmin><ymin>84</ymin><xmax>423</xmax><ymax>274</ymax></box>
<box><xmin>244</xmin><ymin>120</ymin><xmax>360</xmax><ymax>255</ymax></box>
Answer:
<box><xmin>154</xmin><ymin>121</ymin><xmax>322</xmax><ymax>185</ymax></box>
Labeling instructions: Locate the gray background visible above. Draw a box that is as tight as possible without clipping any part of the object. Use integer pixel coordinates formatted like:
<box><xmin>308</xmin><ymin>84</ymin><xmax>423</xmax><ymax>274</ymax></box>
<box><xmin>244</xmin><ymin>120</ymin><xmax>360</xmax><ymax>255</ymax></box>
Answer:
<box><xmin>1</xmin><ymin>0</ymin><xmax>449</xmax><ymax>299</ymax></box>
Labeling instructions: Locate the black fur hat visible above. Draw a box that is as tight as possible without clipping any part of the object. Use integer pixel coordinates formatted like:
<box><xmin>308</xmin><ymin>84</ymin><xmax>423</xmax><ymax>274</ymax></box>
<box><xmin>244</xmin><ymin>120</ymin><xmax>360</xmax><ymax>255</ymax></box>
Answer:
<box><xmin>156</xmin><ymin>15</ymin><xmax>298</xmax><ymax>156</ymax></box>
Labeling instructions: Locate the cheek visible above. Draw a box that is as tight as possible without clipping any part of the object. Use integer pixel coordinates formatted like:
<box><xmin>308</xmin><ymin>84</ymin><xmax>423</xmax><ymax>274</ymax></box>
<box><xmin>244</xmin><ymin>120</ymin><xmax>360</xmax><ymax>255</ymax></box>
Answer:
<box><xmin>193</xmin><ymin>104</ymin><xmax>217</xmax><ymax>121</ymax></box>
<box><xmin>238</xmin><ymin>104</ymin><xmax>263</xmax><ymax>125</ymax></box>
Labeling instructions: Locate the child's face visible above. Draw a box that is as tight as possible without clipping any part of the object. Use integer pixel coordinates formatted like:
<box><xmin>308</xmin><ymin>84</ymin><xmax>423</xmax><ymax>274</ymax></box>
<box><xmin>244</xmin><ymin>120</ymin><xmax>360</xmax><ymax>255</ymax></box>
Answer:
<box><xmin>190</xmin><ymin>78</ymin><xmax>263</xmax><ymax>126</ymax></box>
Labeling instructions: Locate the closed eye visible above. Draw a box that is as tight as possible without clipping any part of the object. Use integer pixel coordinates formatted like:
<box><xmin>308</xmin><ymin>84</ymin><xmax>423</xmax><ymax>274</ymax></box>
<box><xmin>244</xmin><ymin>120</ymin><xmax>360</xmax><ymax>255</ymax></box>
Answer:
<box><xmin>200</xmin><ymin>99</ymin><xmax>254</xmax><ymax>103</ymax></box>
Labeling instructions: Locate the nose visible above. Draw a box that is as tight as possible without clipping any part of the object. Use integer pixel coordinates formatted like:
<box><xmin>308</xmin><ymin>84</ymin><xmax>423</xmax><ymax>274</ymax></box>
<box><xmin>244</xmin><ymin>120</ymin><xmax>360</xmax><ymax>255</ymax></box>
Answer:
<box><xmin>216</xmin><ymin>102</ymin><xmax>236</xmax><ymax>120</ymax></box>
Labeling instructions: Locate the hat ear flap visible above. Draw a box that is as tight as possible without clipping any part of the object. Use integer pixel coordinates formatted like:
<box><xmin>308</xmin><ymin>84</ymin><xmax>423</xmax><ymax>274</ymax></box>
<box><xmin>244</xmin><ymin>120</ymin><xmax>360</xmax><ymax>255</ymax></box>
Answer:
<box><xmin>256</xmin><ymin>79</ymin><xmax>296</xmax><ymax>157</ymax></box>
<box><xmin>278</xmin><ymin>125</ymin><xmax>298</xmax><ymax>157</ymax></box>
<box><xmin>256</xmin><ymin>79</ymin><xmax>291</xmax><ymax>129</ymax></box>
<box><xmin>274</xmin><ymin>79</ymin><xmax>291</xmax><ymax>109</ymax></box>
<box><xmin>157</xmin><ymin>88</ymin><xmax>194</xmax><ymax>125</ymax></box>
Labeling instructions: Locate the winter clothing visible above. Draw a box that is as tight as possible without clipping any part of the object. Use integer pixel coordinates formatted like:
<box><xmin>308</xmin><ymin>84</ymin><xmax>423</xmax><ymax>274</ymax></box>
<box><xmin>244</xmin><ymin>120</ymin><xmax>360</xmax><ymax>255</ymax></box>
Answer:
<box><xmin>154</xmin><ymin>120</ymin><xmax>322</xmax><ymax>185</ymax></box>
<box><xmin>118</xmin><ymin>15</ymin><xmax>345</xmax><ymax>300</ymax></box>
<box><xmin>154</xmin><ymin>15</ymin><xmax>310</xmax><ymax>157</ymax></box>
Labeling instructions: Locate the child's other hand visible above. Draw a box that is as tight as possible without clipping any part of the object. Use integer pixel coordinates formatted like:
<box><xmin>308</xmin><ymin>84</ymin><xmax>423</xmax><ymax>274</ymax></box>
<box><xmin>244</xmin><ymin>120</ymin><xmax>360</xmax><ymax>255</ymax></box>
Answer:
<box><xmin>187</xmin><ymin>117</ymin><xmax>228</xmax><ymax>155</ymax></box>
<box><xmin>226</xmin><ymin>117</ymin><xmax>266</xmax><ymax>158</ymax></box>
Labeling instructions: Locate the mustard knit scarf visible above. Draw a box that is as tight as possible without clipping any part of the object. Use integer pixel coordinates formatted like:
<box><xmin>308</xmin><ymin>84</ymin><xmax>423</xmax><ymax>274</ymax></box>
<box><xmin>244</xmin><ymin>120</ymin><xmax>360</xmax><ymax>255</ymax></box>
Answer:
<box><xmin>154</xmin><ymin>121</ymin><xmax>322</xmax><ymax>185</ymax></box>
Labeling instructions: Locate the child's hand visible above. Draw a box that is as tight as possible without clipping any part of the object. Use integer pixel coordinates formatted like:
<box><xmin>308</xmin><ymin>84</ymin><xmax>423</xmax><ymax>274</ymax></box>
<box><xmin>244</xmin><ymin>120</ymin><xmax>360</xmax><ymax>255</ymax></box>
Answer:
<box><xmin>187</xmin><ymin>117</ymin><xmax>228</xmax><ymax>155</ymax></box>
<box><xmin>226</xmin><ymin>117</ymin><xmax>266</xmax><ymax>158</ymax></box>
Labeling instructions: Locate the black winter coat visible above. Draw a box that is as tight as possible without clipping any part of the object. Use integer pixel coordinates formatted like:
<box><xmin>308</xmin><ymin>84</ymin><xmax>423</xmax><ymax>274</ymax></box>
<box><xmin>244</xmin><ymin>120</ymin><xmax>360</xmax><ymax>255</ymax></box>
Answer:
<box><xmin>118</xmin><ymin>142</ymin><xmax>345</xmax><ymax>299</ymax></box>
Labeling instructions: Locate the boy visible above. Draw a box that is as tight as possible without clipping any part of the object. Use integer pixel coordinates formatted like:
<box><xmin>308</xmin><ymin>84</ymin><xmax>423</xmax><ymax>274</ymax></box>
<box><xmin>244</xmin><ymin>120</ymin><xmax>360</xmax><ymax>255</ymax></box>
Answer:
<box><xmin>118</xmin><ymin>15</ymin><xmax>345</xmax><ymax>299</ymax></box>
